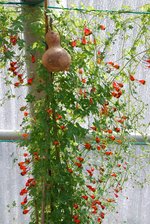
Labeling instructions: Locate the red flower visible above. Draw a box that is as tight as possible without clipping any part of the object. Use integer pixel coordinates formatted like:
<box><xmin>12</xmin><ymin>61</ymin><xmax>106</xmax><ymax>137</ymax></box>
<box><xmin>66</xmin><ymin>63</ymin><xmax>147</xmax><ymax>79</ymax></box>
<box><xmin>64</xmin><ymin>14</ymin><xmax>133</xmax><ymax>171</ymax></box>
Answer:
<box><xmin>109</xmin><ymin>135</ymin><xmax>115</xmax><ymax>141</ymax></box>
<box><xmin>75</xmin><ymin>162</ymin><xmax>82</xmax><ymax>168</ymax></box>
<box><xmin>23</xmin><ymin>153</ymin><xmax>28</xmax><ymax>157</ymax></box>
<box><xmin>10</xmin><ymin>61</ymin><xmax>17</xmax><ymax>67</ymax></box>
<box><xmin>114</xmin><ymin>193</ymin><xmax>118</xmax><ymax>198</ymax></box>
<box><xmin>100</xmin><ymin>25</ymin><xmax>106</xmax><ymax>30</ymax></box>
<box><xmin>95</xmin><ymin>137</ymin><xmax>100</xmax><ymax>143</ymax></box>
<box><xmin>23</xmin><ymin>209</ymin><xmax>29</xmax><ymax>215</ymax></box>
<box><xmin>18</xmin><ymin>74</ymin><xmax>23</xmax><ymax>80</ymax></box>
<box><xmin>22</xmin><ymin>133</ymin><xmax>29</xmax><ymax>139</ymax></box>
<box><xmin>47</xmin><ymin>108</ymin><xmax>53</xmax><ymax>115</ymax></box>
<box><xmin>86</xmin><ymin>185</ymin><xmax>96</xmax><ymax>192</ymax></box>
<box><xmin>114</xmin><ymin>127</ymin><xmax>120</xmax><ymax>132</ymax></box>
<box><xmin>113</xmin><ymin>64</ymin><xmax>120</xmax><ymax>69</ymax></box>
<box><xmin>78</xmin><ymin>68</ymin><xmax>84</xmax><ymax>74</ymax></box>
<box><xmin>81</xmin><ymin>36</ymin><xmax>87</xmax><ymax>45</ymax></box>
<box><xmin>100</xmin><ymin>212</ymin><xmax>105</xmax><ymax>219</ymax></box>
<box><xmin>21</xmin><ymin>170</ymin><xmax>27</xmax><ymax>176</ymax></box>
<box><xmin>97</xmin><ymin>145</ymin><xmax>101</xmax><ymax>150</ymax></box>
<box><xmin>82</xmin><ymin>195</ymin><xmax>88</xmax><ymax>200</ymax></box>
<box><xmin>27</xmin><ymin>78</ymin><xmax>33</xmax><ymax>85</ymax></box>
<box><xmin>107</xmin><ymin>129</ymin><xmax>112</xmax><ymax>134</ymax></box>
<box><xmin>130</xmin><ymin>75</ymin><xmax>135</xmax><ymax>81</ymax></box>
<box><xmin>67</xmin><ymin>168</ymin><xmax>73</xmax><ymax>173</ymax></box>
<box><xmin>105</xmin><ymin>151</ymin><xmax>113</xmax><ymax>155</ymax></box>
<box><xmin>70</xmin><ymin>40</ymin><xmax>77</xmax><ymax>47</ymax></box>
<box><xmin>138</xmin><ymin>79</ymin><xmax>146</xmax><ymax>85</ymax></box>
<box><xmin>73</xmin><ymin>204</ymin><xmax>79</xmax><ymax>209</ymax></box>
<box><xmin>89</xmin><ymin>98</ymin><xmax>93</xmax><ymax>104</ymax></box>
<box><xmin>77</xmin><ymin>157</ymin><xmax>84</xmax><ymax>162</ymax></box>
<box><xmin>97</xmin><ymin>217</ymin><xmax>101</xmax><ymax>223</ymax></box>
<box><xmin>53</xmin><ymin>140</ymin><xmax>59</xmax><ymax>146</ymax></box>
<box><xmin>74</xmin><ymin>219</ymin><xmax>81</xmax><ymax>224</ymax></box>
<box><xmin>31</xmin><ymin>55</ymin><xmax>36</xmax><ymax>63</ymax></box>
<box><xmin>145</xmin><ymin>59</ymin><xmax>150</xmax><ymax>63</ymax></box>
<box><xmin>10</xmin><ymin>35</ymin><xmax>17</xmax><ymax>45</ymax></box>
<box><xmin>86</xmin><ymin>169</ymin><xmax>93</xmax><ymax>176</ymax></box>
<box><xmin>101</xmin><ymin>204</ymin><xmax>105</xmax><ymax>210</ymax></box>
<box><xmin>21</xmin><ymin>196</ymin><xmax>27</xmax><ymax>205</ymax></box>
<box><xmin>24</xmin><ymin>111</ymin><xmax>28</xmax><ymax>116</ymax></box>
<box><xmin>60</xmin><ymin>125</ymin><xmax>66</xmax><ymax>130</ymax></box>
<box><xmin>56</xmin><ymin>114</ymin><xmax>62</xmax><ymax>120</ymax></box>
<box><xmin>90</xmin><ymin>194</ymin><xmax>95</xmax><ymax>199</ymax></box>
<box><xmin>118</xmin><ymin>82</ymin><xmax>124</xmax><ymax>88</ymax></box>
<box><xmin>84</xmin><ymin>27</ymin><xmax>92</xmax><ymax>36</ymax></box>
<box><xmin>81</xmin><ymin>78</ymin><xmax>86</xmax><ymax>83</ymax></box>
<box><xmin>107</xmin><ymin>61</ymin><xmax>114</xmax><ymax>66</ymax></box>
<box><xmin>20</xmin><ymin>188</ymin><xmax>28</xmax><ymax>196</ymax></box>
<box><xmin>14</xmin><ymin>82</ymin><xmax>20</xmax><ymax>87</ymax></box>
<box><xmin>84</xmin><ymin>143</ymin><xmax>91</xmax><ymax>150</ymax></box>
<box><xmin>111</xmin><ymin>173</ymin><xmax>117</xmax><ymax>177</ymax></box>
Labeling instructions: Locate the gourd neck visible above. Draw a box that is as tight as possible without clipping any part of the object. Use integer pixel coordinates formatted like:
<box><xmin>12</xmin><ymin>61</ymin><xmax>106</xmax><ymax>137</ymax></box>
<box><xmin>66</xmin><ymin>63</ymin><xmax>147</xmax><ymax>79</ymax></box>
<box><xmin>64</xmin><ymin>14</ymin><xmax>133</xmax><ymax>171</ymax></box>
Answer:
<box><xmin>47</xmin><ymin>42</ymin><xmax>61</xmax><ymax>48</ymax></box>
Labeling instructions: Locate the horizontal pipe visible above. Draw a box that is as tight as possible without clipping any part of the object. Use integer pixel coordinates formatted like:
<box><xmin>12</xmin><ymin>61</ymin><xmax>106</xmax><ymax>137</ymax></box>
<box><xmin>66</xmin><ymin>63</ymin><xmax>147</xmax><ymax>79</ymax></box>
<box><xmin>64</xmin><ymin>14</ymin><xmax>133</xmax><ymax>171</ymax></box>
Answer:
<box><xmin>0</xmin><ymin>130</ymin><xmax>22</xmax><ymax>140</ymax></box>
<box><xmin>0</xmin><ymin>130</ymin><xmax>149</xmax><ymax>145</ymax></box>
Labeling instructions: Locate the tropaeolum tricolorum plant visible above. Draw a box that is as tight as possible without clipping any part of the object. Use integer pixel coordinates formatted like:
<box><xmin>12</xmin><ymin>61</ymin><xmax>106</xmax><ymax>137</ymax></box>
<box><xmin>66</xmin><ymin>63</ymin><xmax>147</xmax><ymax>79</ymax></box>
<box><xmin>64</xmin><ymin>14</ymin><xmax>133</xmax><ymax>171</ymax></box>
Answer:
<box><xmin>0</xmin><ymin>4</ymin><xmax>150</xmax><ymax>224</ymax></box>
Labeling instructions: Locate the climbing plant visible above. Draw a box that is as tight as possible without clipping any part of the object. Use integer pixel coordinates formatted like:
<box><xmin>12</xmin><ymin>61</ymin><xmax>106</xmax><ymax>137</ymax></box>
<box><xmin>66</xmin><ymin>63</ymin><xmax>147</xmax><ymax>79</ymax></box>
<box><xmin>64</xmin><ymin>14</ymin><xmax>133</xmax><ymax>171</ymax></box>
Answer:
<box><xmin>0</xmin><ymin>3</ymin><xmax>150</xmax><ymax>224</ymax></box>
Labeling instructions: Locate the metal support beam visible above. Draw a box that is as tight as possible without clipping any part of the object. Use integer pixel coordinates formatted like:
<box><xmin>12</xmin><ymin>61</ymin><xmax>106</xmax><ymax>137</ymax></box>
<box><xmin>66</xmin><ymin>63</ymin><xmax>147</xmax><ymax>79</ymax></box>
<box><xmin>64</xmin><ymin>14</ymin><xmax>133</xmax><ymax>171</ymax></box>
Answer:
<box><xmin>0</xmin><ymin>130</ymin><xmax>149</xmax><ymax>145</ymax></box>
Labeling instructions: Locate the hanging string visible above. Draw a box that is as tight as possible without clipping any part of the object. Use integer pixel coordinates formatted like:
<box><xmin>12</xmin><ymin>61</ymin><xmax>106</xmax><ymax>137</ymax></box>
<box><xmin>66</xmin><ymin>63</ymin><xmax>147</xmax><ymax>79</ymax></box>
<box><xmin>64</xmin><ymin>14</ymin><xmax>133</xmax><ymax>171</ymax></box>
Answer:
<box><xmin>0</xmin><ymin>2</ymin><xmax>150</xmax><ymax>15</ymax></box>
<box><xmin>44</xmin><ymin>0</ymin><xmax>48</xmax><ymax>34</ymax></box>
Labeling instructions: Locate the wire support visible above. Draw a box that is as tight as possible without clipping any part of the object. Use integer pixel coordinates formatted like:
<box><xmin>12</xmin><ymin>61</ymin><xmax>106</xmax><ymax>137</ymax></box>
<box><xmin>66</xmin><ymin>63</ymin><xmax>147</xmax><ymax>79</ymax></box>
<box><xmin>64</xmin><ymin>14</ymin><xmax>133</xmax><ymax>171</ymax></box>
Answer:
<box><xmin>0</xmin><ymin>2</ymin><xmax>150</xmax><ymax>15</ymax></box>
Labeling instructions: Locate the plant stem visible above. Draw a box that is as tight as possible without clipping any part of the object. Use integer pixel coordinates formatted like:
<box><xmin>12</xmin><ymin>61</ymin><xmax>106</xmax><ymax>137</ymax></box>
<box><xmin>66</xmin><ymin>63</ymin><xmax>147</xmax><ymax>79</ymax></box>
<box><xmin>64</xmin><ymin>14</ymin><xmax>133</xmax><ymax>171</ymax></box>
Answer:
<box><xmin>41</xmin><ymin>181</ymin><xmax>46</xmax><ymax>224</ymax></box>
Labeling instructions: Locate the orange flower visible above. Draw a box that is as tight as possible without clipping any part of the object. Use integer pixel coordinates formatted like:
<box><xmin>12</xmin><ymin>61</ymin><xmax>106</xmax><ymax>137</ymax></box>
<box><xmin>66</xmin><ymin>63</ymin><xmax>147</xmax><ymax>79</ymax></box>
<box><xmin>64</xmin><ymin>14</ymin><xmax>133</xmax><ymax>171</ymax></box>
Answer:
<box><xmin>97</xmin><ymin>145</ymin><xmax>101</xmax><ymax>150</ymax></box>
<box><xmin>116</xmin><ymin>139</ymin><xmax>122</xmax><ymax>144</ymax></box>
<box><xmin>23</xmin><ymin>209</ymin><xmax>29</xmax><ymax>215</ymax></box>
<box><xmin>27</xmin><ymin>78</ymin><xmax>33</xmax><ymax>85</ymax></box>
<box><xmin>67</xmin><ymin>168</ymin><xmax>73</xmax><ymax>173</ymax></box>
<box><xmin>105</xmin><ymin>151</ymin><xmax>113</xmax><ymax>155</ymax></box>
<box><xmin>106</xmin><ymin>198</ymin><xmax>115</xmax><ymax>203</ymax></box>
<box><xmin>111</xmin><ymin>173</ymin><xmax>117</xmax><ymax>177</ymax></box>
<box><xmin>130</xmin><ymin>75</ymin><xmax>135</xmax><ymax>81</ymax></box>
<box><xmin>95</xmin><ymin>137</ymin><xmax>100</xmax><ymax>143</ymax></box>
<box><xmin>113</xmin><ymin>64</ymin><xmax>120</xmax><ymax>69</ymax></box>
<box><xmin>78</xmin><ymin>68</ymin><xmax>84</xmax><ymax>74</ymax></box>
<box><xmin>107</xmin><ymin>61</ymin><xmax>114</xmax><ymax>66</ymax></box>
<box><xmin>22</xmin><ymin>133</ymin><xmax>29</xmax><ymax>139</ymax></box>
<box><xmin>24</xmin><ymin>111</ymin><xmax>28</xmax><ymax>116</ymax></box>
<box><xmin>97</xmin><ymin>58</ymin><xmax>101</xmax><ymax>64</ymax></box>
<box><xmin>100</xmin><ymin>24</ymin><xmax>106</xmax><ymax>30</ymax></box>
<box><xmin>84</xmin><ymin>142</ymin><xmax>91</xmax><ymax>150</ymax></box>
<box><xmin>77</xmin><ymin>157</ymin><xmax>84</xmax><ymax>162</ymax></box>
<box><xmin>81</xmin><ymin>36</ymin><xmax>87</xmax><ymax>45</ymax></box>
<box><xmin>138</xmin><ymin>79</ymin><xmax>146</xmax><ymax>85</ymax></box>
<box><xmin>84</xmin><ymin>27</ymin><xmax>92</xmax><ymax>36</ymax></box>
<box><xmin>70</xmin><ymin>40</ymin><xmax>77</xmax><ymax>47</ymax></box>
